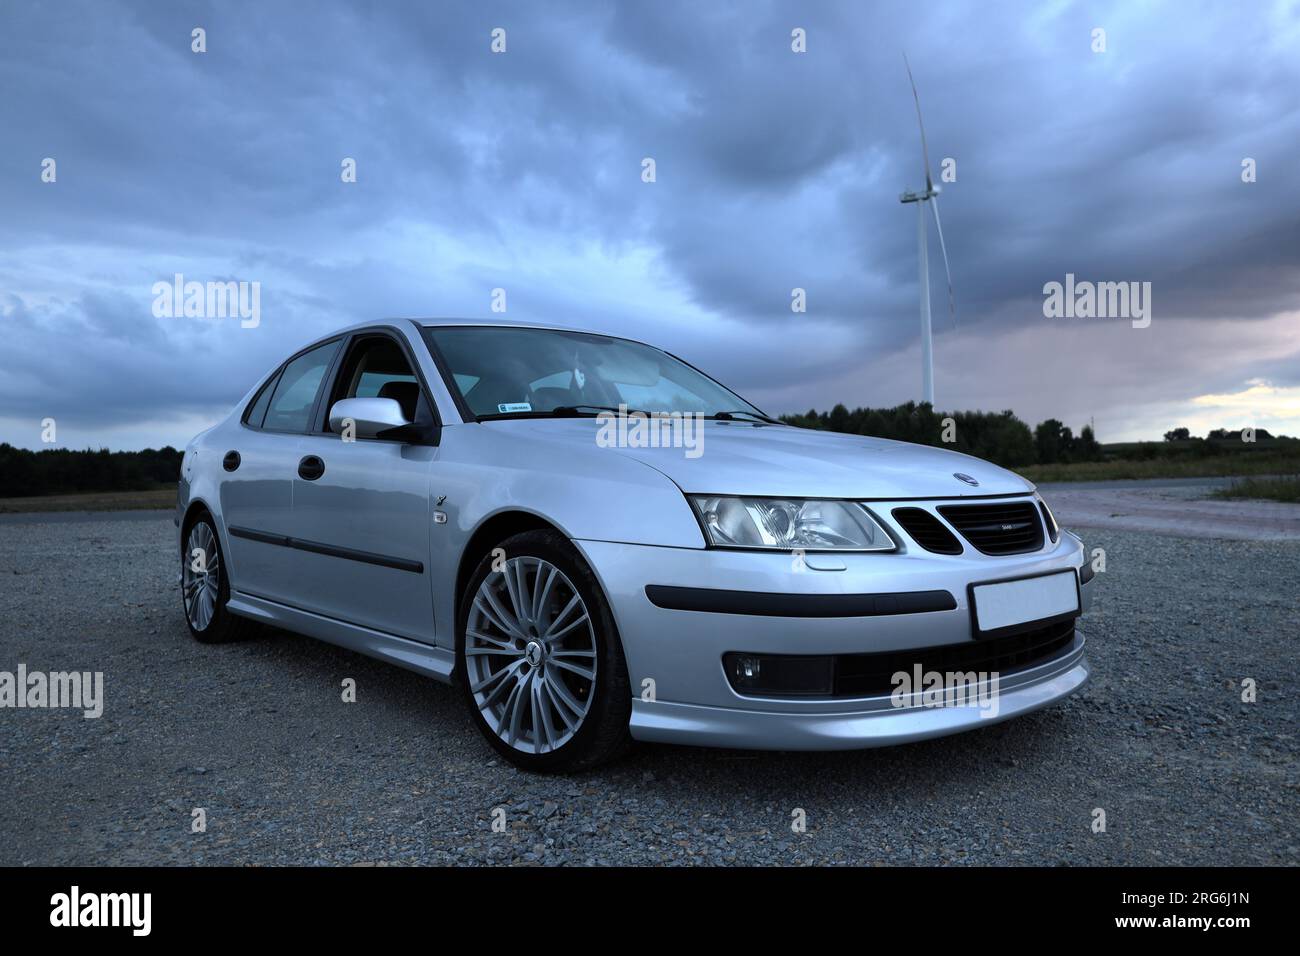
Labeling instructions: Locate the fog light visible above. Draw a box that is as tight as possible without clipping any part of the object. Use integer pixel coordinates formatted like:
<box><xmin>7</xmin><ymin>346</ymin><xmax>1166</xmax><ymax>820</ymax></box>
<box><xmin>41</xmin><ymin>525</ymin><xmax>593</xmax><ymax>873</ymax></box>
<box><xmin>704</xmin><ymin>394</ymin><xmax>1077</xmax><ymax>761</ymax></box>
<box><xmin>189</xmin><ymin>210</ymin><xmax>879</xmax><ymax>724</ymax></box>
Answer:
<box><xmin>733</xmin><ymin>654</ymin><xmax>762</xmax><ymax>683</ymax></box>
<box><xmin>723</xmin><ymin>653</ymin><xmax>834</xmax><ymax>697</ymax></box>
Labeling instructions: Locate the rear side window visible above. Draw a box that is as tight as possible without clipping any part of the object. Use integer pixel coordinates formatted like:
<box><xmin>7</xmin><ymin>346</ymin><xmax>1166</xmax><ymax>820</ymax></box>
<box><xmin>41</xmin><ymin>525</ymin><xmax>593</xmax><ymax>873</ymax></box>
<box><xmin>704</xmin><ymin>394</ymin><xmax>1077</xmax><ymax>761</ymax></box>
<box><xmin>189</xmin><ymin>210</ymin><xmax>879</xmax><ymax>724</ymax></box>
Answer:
<box><xmin>262</xmin><ymin>341</ymin><xmax>341</xmax><ymax>433</ymax></box>
<box><xmin>243</xmin><ymin>372</ymin><xmax>279</xmax><ymax>428</ymax></box>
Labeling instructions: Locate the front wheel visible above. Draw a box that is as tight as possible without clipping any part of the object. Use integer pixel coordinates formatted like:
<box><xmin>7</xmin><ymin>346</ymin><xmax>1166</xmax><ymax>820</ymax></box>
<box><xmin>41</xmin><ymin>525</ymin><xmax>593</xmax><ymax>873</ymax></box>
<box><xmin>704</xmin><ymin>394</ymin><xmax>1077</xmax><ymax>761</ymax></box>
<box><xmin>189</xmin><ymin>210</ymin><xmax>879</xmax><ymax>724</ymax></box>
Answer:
<box><xmin>457</xmin><ymin>529</ymin><xmax>632</xmax><ymax>772</ymax></box>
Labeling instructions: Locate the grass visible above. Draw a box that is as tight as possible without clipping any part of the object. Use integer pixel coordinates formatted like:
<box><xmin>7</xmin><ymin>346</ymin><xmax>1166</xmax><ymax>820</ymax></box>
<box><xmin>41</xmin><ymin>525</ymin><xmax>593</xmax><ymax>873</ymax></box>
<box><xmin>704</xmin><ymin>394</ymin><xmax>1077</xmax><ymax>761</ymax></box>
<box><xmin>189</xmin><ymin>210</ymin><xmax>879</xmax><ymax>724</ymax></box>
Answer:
<box><xmin>1018</xmin><ymin>453</ymin><xmax>1300</xmax><ymax>483</ymax></box>
<box><xmin>1212</xmin><ymin>475</ymin><xmax>1300</xmax><ymax>503</ymax></box>
<box><xmin>0</xmin><ymin>486</ymin><xmax>177</xmax><ymax>514</ymax></box>
<box><xmin>4</xmin><ymin>455</ymin><xmax>1300</xmax><ymax>511</ymax></box>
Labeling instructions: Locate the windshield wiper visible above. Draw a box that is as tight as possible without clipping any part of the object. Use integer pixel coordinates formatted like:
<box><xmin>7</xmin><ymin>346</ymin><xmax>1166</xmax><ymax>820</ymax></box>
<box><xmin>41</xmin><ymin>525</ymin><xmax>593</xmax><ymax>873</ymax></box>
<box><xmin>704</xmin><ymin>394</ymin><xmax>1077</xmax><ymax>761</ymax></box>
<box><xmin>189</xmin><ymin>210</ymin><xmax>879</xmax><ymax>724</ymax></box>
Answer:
<box><xmin>485</xmin><ymin>404</ymin><xmax>757</xmax><ymax>421</ymax></box>
<box><xmin>707</xmin><ymin>409</ymin><xmax>782</xmax><ymax>425</ymax></box>
<box><xmin>550</xmin><ymin>404</ymin><xmax>652</xmax><ymax>417</ymax></box>
<box><xmin>478</xmin><ymin>405</ymin><xmax>636</xmax><ymax>421</ymax></box>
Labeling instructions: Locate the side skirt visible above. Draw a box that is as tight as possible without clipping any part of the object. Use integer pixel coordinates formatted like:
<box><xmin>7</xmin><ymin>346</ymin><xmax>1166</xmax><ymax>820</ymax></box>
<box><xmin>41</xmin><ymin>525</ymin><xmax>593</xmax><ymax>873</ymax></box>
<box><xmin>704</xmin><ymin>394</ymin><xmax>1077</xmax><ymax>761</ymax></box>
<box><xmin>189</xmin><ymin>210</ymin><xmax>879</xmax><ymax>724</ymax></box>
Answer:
<box><xmin>227</xmin><ymin>590</ymin><xmax>456</xmax><ymax>684</ymax></box>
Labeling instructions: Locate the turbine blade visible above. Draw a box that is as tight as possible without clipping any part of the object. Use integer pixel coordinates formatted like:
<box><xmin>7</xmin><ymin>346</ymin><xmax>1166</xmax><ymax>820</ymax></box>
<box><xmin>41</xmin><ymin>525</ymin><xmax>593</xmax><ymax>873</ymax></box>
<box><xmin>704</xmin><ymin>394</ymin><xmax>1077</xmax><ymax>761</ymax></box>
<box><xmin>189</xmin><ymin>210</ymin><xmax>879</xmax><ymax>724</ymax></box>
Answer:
<box><xmin>930</xmin><ymin>196</ymin><xmax>955</xmax><ymax>329</ymax></box>
<box><xmin>903</xmin><ymin>52</ymin><xmax>933</xmax><ymax>193</ymax></box>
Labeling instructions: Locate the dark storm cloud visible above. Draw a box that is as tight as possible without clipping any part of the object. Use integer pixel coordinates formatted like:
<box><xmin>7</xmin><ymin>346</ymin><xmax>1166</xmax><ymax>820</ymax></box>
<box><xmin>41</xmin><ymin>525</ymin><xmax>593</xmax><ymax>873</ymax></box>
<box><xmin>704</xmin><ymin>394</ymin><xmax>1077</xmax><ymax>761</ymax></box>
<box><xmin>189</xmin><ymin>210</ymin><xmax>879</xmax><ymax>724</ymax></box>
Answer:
<box><xmin>1</xmin><ymin>0</ymin><xmax>1298</xmax><ymax>447</ymax></box>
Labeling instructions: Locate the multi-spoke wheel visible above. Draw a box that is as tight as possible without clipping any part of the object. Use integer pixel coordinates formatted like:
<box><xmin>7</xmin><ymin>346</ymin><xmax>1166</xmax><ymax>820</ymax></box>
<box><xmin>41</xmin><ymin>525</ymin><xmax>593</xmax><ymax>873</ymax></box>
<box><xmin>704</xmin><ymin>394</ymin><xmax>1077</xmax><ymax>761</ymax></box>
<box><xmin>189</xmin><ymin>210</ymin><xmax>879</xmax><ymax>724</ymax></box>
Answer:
<box><xmin>180</xmin><ymin>513</ymin><xmax>252</xmax><ymax>644</ymax></box>
<box><xmin>466</xmin><ymin>556</ymin><xmax>597</xmax><ymax>754</ymax></box>
<box><xmin>183</xmin><ymin>521</ymin><xmax>221</xmax><ymax>632</ymax></box>
<box><xmin>458</xmin><ymin>530</ymin><xmax>631</xmax><ymax>771</ymax></box>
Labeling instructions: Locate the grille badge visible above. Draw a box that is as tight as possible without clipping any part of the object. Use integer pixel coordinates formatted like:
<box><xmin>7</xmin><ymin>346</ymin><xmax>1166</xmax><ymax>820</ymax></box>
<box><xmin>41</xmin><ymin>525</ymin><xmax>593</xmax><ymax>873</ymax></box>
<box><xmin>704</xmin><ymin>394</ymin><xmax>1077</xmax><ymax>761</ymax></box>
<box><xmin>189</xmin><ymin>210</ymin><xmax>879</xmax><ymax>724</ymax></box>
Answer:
<box><xmin>954</xmin><ymin>473</ymin><xmax>979</xmax><ymax>486</ymax></box>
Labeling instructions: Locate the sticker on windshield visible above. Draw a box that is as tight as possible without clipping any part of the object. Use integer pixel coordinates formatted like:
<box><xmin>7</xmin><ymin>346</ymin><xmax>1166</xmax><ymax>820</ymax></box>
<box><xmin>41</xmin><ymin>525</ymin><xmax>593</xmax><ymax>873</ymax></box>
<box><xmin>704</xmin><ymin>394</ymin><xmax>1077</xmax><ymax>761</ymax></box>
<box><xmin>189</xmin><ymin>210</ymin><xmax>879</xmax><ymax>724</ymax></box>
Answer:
<box><xmin>498</xmin><ymin>402</ymin><xmax>532</xmax><ymax>413</ymax></box>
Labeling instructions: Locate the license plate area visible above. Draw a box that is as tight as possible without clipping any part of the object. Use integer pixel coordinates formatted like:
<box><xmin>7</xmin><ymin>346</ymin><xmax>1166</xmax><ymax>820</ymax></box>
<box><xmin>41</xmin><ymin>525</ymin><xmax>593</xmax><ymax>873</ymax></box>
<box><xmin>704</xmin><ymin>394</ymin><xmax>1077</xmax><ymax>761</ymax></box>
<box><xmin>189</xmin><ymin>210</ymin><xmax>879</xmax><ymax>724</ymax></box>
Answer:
<box><xmin>968</xmin><ymin>569</ymin><xmax>1080</xmax><ymax>638</ymax></box>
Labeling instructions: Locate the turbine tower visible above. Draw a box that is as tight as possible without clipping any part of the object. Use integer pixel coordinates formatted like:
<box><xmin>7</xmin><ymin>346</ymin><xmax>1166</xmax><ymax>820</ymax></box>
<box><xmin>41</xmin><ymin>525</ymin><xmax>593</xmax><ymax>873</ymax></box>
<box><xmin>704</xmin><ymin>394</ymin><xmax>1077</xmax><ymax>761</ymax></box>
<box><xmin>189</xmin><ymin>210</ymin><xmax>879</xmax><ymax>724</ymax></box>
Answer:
<box><xmin>899</xmin><ymin>54</ymin><xmax>954</xmax><ymax>407</ymax></box>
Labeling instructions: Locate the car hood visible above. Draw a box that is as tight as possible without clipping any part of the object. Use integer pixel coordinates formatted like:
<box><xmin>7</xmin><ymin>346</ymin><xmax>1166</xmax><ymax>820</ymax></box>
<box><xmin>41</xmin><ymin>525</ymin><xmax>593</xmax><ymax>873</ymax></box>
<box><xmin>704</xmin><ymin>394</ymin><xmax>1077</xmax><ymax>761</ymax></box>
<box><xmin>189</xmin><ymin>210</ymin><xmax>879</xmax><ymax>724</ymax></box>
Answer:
<box><xmin>486</xmin><ymin>419</ymin><xmax>1034</xmax><ymax>499</ymax></box>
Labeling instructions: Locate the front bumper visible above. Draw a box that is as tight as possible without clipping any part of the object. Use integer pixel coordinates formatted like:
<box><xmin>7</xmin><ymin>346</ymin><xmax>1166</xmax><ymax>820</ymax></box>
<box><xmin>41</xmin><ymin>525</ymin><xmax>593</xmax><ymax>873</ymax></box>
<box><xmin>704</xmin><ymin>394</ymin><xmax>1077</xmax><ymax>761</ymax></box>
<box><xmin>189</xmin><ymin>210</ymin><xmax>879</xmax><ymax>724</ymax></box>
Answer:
<box><xmin>628</xmin><ymin>636</ymin><xmax>1088</xmax><ymax>750</ymax></box>
<box><xmin>575</xmin><ymin>523</ymin><xmax>1094</xmax><ymax>750</ymax></box>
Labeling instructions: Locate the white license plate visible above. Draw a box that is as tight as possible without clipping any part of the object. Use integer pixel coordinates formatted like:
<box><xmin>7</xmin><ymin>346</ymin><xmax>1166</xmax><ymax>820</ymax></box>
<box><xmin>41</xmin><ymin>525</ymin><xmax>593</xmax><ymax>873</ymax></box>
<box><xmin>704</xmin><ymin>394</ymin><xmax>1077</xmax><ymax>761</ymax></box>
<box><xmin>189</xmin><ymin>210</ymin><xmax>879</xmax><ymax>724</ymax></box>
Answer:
<box><xmin>971</xmin><ymin>571</ymin><xmax>1079</xmax><ymax>634</ymax></box>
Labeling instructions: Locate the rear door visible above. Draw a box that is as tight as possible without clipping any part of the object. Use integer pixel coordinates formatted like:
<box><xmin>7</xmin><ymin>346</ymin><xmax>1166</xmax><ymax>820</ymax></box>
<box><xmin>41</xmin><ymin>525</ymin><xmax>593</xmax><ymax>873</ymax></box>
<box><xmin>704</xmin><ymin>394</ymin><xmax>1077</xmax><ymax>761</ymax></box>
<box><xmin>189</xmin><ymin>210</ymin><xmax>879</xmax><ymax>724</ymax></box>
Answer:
<box><xmin>286</xmin><ymin>330</ymin><xmax>439</xmax><ymax>643</ymax></box>
<box><xmin>220</xmin><ymin>339</ymin><xmax>341</xmax><ymax>605</ymax></box>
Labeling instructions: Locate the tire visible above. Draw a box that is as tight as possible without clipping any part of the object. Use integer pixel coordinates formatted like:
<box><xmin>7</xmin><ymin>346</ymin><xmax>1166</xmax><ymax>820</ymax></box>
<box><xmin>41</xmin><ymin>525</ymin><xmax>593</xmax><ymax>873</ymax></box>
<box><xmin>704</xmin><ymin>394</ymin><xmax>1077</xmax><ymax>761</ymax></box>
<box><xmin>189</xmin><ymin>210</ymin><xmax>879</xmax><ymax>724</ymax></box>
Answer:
<box><xmin>457</xmin><ymin>529</ymin><xmax>632</xmax><ymax>772</ymax></box>
<box><xmin>181</xmin><ymin>511</ymin><xmax>255</xmax><ymax>644</ymax></box>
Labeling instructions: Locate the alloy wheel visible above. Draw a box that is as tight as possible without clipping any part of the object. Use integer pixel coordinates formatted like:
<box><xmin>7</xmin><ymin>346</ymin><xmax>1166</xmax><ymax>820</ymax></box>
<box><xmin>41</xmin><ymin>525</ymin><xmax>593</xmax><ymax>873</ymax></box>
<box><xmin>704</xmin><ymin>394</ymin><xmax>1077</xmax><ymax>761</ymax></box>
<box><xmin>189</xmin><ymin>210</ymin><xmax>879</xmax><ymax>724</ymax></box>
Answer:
<box><xmin>182</xmin><ymin>522</ymin><xmax>221</xmax><ymax>632</ymax></box>
<box><xmin>465</xmin><ymin>556</ymin><xmax>597</xmax><ymax>754</ymax></box>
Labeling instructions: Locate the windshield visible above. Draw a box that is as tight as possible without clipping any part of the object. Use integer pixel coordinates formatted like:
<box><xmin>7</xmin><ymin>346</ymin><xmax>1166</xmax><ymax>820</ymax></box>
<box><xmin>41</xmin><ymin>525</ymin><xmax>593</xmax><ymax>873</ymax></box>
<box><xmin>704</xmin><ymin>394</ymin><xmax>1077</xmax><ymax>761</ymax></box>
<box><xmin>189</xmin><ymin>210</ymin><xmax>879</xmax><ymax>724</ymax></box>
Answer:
<box><xmin>422</xmin><ymin>326</ymin><xmax>768</xmax><ymax>421</ymax></box>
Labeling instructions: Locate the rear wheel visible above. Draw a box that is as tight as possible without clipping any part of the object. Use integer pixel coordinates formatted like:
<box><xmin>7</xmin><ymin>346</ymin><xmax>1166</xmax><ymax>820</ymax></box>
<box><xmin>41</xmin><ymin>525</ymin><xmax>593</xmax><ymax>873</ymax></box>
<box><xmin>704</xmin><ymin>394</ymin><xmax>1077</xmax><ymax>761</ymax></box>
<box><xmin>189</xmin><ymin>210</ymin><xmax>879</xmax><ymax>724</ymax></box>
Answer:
<box><xmin>181</xmin><ymin>513</ymin><xmax>254</xmax><ymax>644</ymax></box>
<box><xmin>457</xmin><ymin>530</ymin><xmax>632</xmax><ymax>772</ymax></box>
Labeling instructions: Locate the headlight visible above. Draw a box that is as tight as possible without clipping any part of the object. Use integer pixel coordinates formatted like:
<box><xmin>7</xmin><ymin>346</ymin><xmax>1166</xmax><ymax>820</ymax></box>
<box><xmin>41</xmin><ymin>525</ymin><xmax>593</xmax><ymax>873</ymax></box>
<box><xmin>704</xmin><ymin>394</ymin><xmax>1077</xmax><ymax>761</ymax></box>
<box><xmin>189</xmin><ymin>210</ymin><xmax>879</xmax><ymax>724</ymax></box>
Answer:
<box><xmin>1035</xmin><ymin>492</ymin><xmax>1060</xmax><ymax>542</ymax></box>
<box><xmin>688</xmin><ymin>496</ymin><xmax>895</xmax><ymax>551</ymax></box>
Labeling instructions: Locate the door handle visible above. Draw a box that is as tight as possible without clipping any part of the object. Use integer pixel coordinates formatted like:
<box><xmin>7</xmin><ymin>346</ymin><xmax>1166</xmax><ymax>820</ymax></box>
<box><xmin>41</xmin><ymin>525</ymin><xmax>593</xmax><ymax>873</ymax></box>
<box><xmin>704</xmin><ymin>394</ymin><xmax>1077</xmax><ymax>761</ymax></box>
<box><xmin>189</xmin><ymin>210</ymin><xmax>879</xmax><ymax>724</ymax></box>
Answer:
<box><xmin>223</xmin><ymin>450</ymin><xmax>241</xmax><ymax>472</ymax></box>
<box><xmin>298</xmin><ymin>455</ymin><xmax>325</xmax><ymax>481</ymax></box>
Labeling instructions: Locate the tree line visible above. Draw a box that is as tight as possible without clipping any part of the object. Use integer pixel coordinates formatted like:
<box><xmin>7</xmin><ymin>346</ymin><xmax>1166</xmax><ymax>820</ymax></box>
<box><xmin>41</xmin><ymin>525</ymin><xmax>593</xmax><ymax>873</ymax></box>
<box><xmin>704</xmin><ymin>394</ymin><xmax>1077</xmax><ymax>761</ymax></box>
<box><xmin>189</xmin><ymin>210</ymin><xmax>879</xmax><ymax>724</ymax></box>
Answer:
<box><xmin>1</xmin><ymin>417</ymin><xmax>1290</xmax><ymax>499</ymax></box>
<box><xmin>0</xmin><ymin>444</ymin><xmax>182</xmax><ymax>498</ymax></box>
<box><xmin>781</xmin><ymin>404</ymin><xmax>1296</xmax><ymax>469</ymax></box>
<box><xmin>779</xmin><ymin>403</ymin><xmax>1103</xmax><ymax>468</ymax></box>
<box><xmin>1163</xmin><ymin>426</ymin><xmax>1279</xmax><ymax>442</ymax></box>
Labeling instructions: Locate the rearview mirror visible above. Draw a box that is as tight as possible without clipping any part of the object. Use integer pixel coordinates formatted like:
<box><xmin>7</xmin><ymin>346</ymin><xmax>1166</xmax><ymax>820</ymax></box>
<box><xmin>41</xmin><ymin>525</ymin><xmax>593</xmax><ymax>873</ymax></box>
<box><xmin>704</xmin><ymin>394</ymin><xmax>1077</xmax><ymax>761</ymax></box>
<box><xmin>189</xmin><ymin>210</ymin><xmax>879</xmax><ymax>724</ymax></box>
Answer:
<box><xmin>329</xmin><ymin>397</ymin><xmax>410</xmax><ymax>440</ymax></box>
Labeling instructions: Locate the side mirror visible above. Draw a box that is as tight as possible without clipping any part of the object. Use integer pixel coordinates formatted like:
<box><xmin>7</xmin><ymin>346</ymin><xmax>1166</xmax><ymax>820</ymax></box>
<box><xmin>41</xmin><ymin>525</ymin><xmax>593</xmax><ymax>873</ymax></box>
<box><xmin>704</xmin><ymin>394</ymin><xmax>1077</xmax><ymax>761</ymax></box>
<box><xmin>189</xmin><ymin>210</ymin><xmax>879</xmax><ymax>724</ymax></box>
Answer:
<box><xmin>329</xmin><ymin>397</ymin><xmax>410</xmax><ymax>440</ymax></box>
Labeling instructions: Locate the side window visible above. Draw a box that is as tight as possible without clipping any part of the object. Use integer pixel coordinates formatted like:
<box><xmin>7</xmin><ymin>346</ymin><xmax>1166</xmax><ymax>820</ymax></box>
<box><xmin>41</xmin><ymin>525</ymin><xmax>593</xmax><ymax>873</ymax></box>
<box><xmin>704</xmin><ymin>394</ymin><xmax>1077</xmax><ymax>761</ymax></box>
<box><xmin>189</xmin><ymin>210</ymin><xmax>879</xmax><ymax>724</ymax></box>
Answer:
<box><xmin>243</xmin><ymin>371</ymin><xmax>280</xmax><ymax>428</ymax></box>
<box><xmin>262</xmin><ymin>341</ymin><xmax>340</xmax><ymax>433</ymax></box>
<box><xmin>356</xmin><ymin>368</ymin><xmax>417</xmax><ymax>398</ymax></box>
<box><xmin>325</xmin><ymin>336</ymin><xmax>424</xmax><ymax>431</ymax></box>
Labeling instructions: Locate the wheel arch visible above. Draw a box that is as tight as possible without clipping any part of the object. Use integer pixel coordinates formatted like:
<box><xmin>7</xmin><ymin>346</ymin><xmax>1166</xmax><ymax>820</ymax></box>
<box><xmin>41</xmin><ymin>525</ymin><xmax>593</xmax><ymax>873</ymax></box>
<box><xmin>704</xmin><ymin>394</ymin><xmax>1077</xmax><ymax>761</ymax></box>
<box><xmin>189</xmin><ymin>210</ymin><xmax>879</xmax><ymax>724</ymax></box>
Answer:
<box><xmin>181</xmin><ymin>497</ymin><xmax>216</xmax><ymax>535</ymax></box>
<box><xmin>179</xmin><ymin>497</ymin><xmax>236</xmax><ymax>584</ymax></box>
<box><xmin>454</xmin><ymin>509</ymin><xmax>564</xmax><ymax>632</ymax></box>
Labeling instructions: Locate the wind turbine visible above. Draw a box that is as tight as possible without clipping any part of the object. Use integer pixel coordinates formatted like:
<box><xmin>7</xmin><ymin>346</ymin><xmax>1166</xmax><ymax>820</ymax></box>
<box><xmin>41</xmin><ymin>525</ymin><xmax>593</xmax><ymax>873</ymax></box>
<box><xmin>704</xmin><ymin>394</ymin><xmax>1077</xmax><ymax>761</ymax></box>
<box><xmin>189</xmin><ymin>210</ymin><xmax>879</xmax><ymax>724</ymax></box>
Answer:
<box><xmin>899</xmin><ymin>53</ymin><xmax>954</xmax><ymax>407</ymax></box>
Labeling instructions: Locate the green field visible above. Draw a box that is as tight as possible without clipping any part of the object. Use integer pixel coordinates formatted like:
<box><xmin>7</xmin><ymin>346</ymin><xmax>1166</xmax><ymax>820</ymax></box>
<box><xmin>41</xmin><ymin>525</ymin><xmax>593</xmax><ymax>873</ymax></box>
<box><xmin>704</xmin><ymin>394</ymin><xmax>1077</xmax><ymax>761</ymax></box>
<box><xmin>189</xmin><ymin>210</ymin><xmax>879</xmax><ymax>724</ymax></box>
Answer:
<box><xmin>4</xmin><ymin>452</ymin><xmax>1300</xmax><ymax>513</ymax></box>
<box><xmin>0</xmin><ymin>486</ymin><xmax>177</xmax><ymax>514</ymax></box>
<box><xmin>1212</xmin><ymin>475</ymin><xmax>1300</xmax><ymax>503</ymax></box>
<box><xmin>1017</xmin><ymin>452</ymin><xmax>1300</xmax><ymax>483</ymax></box>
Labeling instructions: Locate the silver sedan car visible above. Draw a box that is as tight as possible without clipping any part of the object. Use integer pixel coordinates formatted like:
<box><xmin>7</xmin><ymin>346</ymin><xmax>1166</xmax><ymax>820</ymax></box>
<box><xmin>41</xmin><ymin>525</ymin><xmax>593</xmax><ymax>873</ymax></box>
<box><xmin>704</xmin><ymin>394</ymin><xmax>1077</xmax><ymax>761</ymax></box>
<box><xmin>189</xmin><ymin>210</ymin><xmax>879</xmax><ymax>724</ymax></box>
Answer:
<box><xmin>178</xmin><ymin>320</ymin><xmax>1093</xmax><ymax>771</ymax></box>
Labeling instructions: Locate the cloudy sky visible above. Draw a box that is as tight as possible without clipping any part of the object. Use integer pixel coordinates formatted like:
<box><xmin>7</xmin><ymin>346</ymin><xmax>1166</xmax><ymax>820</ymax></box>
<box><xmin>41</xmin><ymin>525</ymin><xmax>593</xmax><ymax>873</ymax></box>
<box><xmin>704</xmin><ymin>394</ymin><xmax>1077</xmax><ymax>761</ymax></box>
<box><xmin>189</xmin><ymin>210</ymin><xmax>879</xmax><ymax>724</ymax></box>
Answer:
<box><xmin>2</xmin><ymin>0</ymin><xmax>1298</xmax><ymax>451</ymax></box>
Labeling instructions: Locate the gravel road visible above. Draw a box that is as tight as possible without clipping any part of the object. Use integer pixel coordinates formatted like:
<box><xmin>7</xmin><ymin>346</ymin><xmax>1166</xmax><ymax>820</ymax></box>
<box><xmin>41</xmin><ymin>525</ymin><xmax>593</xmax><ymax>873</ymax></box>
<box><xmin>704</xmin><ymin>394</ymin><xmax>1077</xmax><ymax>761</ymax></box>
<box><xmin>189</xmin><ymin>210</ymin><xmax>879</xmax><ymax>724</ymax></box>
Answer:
<box><xmin>1042</xmin><ymin>482</ymin><xmax>1300</xmax><ymax>541</ymax></box>
<box><xmin>1</xmin><ymin>512</ymin><xmax>1295</xmax><ymax>866</ymax></box>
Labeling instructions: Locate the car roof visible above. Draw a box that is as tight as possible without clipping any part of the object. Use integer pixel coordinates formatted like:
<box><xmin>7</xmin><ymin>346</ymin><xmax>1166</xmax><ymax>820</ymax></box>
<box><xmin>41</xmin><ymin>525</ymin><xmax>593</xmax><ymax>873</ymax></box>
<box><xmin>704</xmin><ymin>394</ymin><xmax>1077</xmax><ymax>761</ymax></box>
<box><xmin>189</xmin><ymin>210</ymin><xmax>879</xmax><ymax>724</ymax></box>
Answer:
<box><xmin>402</xmin><ymin>318</ymin><xmax>657</xmax><ymax>349</ymax></box>
<box><xmin>415</xmin><ymin>317</ymin><xmax>611</xmax><ymax>335</ymax></box>
<box><xmin>289</xmin><ymin>319</ymin><xmax>660</xmax><ymax>358</ymax></box>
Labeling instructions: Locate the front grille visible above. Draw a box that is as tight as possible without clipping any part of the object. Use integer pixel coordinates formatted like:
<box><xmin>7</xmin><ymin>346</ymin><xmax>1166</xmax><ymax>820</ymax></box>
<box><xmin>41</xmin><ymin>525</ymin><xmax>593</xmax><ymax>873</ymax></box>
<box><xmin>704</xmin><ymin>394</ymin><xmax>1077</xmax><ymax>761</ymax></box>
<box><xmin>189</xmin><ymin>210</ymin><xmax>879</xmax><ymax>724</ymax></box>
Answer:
<box><xmin>892</xmin><ymin>507</ymin><xmax>963</xmax><ymax>554</ymax></box>
<box><xmin>723</xmin><ymin>619</ymin><xmax>1078</xmax><ymax>698</ymax></box>
<box><xmin>1038</xmin><ymin>499</ymin><xmax>1059</xmax><ymax>542</ymax></box>
<box><xmin>937</xmin><ymin>501</ymin><xmax>1044</xmax><ymax>555</ymax></box>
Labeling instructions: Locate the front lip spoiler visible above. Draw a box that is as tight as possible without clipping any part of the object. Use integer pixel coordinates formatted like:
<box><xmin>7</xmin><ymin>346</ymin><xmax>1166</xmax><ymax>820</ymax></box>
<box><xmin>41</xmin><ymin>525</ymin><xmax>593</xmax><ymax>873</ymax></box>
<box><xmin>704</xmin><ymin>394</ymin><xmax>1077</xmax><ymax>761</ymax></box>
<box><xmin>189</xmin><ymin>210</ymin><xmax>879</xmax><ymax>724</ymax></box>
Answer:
<box><xmin>644</xmin><ymin>585</ymin><xmax>957</xmax><ymax>618</ymax></box>
<box><xmin>628</xmin><ymin>645</ymin><xmax>1090</xmax><ymax>750</ymax></box>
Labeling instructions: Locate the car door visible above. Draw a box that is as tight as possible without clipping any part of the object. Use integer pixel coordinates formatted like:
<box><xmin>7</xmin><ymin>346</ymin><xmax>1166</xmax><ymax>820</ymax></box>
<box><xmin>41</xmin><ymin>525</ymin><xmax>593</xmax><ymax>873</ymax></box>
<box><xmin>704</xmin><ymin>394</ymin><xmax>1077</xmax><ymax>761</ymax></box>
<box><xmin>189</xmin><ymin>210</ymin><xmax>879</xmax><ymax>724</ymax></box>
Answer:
<box><xmin>220</xmin><ymin>338</ymin><xmax>342</xmax><ymax>606</ymax></box>
<box><xmin>286</xmin><ymin>330</ymin><xmax>440</xmax><ymax>643</ymax></box>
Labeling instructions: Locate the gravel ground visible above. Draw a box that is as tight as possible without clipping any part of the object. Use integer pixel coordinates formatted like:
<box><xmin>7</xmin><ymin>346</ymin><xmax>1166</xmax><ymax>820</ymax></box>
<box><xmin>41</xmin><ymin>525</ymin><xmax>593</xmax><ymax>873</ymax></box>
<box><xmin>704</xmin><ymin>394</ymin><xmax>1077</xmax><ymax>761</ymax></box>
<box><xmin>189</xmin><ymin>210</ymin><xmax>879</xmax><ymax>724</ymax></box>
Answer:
<box><xmin>1045</xmin><ymin>484</ymin><xmax>1300</xmax><ymax>541</ymax></box>
<box><xmin>0</xmin><ymin>512</ymin><xmax>1296</xmax><ymax>866</ymax></box>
